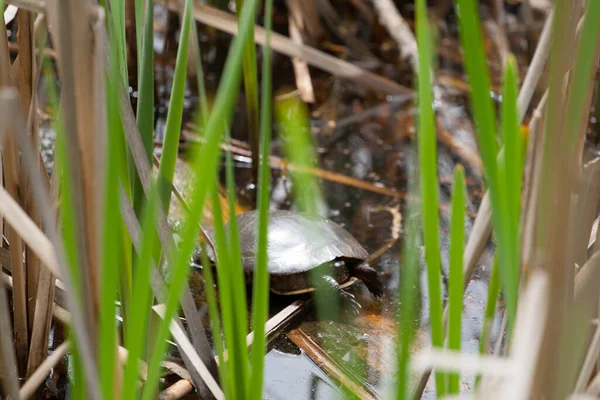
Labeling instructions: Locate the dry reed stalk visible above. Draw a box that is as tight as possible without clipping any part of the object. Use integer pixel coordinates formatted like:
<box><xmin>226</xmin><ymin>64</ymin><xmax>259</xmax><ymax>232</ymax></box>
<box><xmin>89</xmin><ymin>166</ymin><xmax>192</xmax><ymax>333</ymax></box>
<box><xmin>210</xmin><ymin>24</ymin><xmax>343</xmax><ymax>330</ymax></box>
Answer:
<box><xmin>570</xmin><ymin>160</ymin><xmax>600</xmax><ymax>272</ymax></box>
<box><xmin>17</xmin><ymin>73</ymin><xmax>56</xmax><ymax>384</ymax></box>
<box><xmin>586</xmin><ymin>373</ymin><xmax>600</xmax><ymax>396</ymax></box>
<box><xmin>483</xmin><ymin>20</ymin><xmax>509</xmax><ymax>66</ymax></box>
<box><xmin>528</xmin><ymin>0</ymin><xmax>587</xmax><ymax>396</ymax></box>
<box><xmin>5</xmin><ymin>0</ymin><xmax>44</xmax><ymax>13</ymax></box>
<box><xmin>575</xmin><ymin>324</ymin><xmax>600</xmax><ymax>393</ymax></box>
<box><xmin>0</xmin><ymin>87</ymin><xmax>102</xmax><ymax>400</ymax></box>
<box><xmin>518</xmin><ymin>9</ymin><xmax>553</xmax><ymax>121</ymax></box>
<box><xmin>0</xmin><ymin>279</ymin><xmax>21</xmax><ymax>399</ymax></box>
<box><xmin>520</xmin><ymin>92</ymin><xmax>547</xmax><ymax>270</ymax></box>
<box><xmin>0</xmin><ymin>14</ymin><xmax>29</xmax><ymax>377</ymax></box>
<box><xmin>573</xmin><ymin>251</ymin><xmax>600</xmax><ymax>393</ymax></box>
<box><xmin>4</xmin><ymin>4</ymin><xmax>19</xmax><ymax>23</ymax></box>
<box><xmin>46</xmin><ymin>0</ymin><xmax>100</xmax><ymax>344</ymax></box>
<box><xmin>16</xmin><ymin>10</ymin><xmax>49</xmax><ymax>387</ymax></box>
<box><xmin>24</xmin><ymin>265</ymin><xmax>55</xmax><ymax>379</ymax></box>
<box><xmin>502</xmin><ymin>271</ymin><xmax>549</xmax><ymax>400</ymax></box>
<box><xmin>17</xmin><ymin>10</ymin><xmax>33</xmax><ymax>122</ymax></box>
<box><xmin>0</xmin><ymin>92</ymin><xmax>55</xmax><ymax>383</ymax></box>
<box><xmin>9</xmin><ymin>55</ymin><xmax>20</xmax><ymax>89</ymax></box>
<box><xmin>218</xmin><ymin>299</ymin><xmax>307</xmax><ymax>365</ymax></box>
<box><xmin>287</xmin><ymin>0</ymin><xmax>322</xmax><ymax>42</ymax></box>
<box><xmin>4</xmin><ymin>138</ymin><xmax>28</xmax><ymax>375</ymax></box>
<box><xmin>3</xmin><ymin>76</ymin><xmax>57</xmax><ymax>382</ymax></box>
<box><xmin>285</xmin><ymin>0</ymin><xmax>315</xmax><ymax>104</ymax></box>
<box><xmin>413</xmin><ymin>350</ymin><xmax>513</xmax><ymax>379</ymax></box>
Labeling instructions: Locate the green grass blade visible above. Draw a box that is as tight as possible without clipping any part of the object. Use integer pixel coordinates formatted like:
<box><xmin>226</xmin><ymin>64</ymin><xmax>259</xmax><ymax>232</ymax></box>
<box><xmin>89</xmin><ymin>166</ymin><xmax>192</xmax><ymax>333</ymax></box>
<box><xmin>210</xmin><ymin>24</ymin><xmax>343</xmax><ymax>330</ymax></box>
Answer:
<box><xmin>395</xmin><ymin>189</ymin><xmax>422</xmax><ymax>399</ymax></box>
<box><xmin>200</xmin><ymin>244</ymin><xmax>229</xmax><ymax>397</ymax></box>
<box><xmin>500</xmin><ymin>57</ymin><xmax>521</xmax><ymax>342</ymax></box>
<box><xmin>452</xmin><ymin>0</ymin><xmax>498</xmax><ymax>172</ymax></box>
<box><xmin>99</xmin><ymin>33</ymin><xmax>125</xmax><ymax>400</ymax></box>
<box><xmin>122</xmin><ymin>183</ymin><xmax>160</xmax><ymax>400</ymax></box>
<box><xmin>249</xmin><ymin>0</ymin><xmax>274</xmax><ymax>396</ymax></box>
<box><xmin>106</xmin><ymin>0</ymin><xmax>128</xmax><ymax>86</ymax></box>
<box><xmin>502</xmin><ymin>56</ymin><xmax>523</xmax><ymax>226</ymax></box>
<box><xmin>275</xmin><ymin>97</ymin><xmax>337</xmax><ymax>322</ymax></box>
<box><xmin>475</xmin><ymin>252</ymin><xmax>500</xmax><ymax>388</ymax></box>
<box><xmin>104</xmin><ymin>0</ymin><xmax>135</xmax><ymax>333</ymax></box>
<box><xmin>275</xmin><ymin>96</ymin><xmax>368</xmax><ymax>387</ymax></box>
<box><xmin>415</xmin><ymin>0</ymin><xmax>445</xmax><ymax>396</ymax></box>
<box><xmin>454</xmin><ymin>0</ymin><xmax>517</xmax><ymax>332</ymax></box>
<box><xmin>274</xmin><ymin>98</ymin><xmax>322</xmax><ymax>215</ymax></box>
<box><xmin>190</xmin><ymin>18</ymin><xmax>210</xmax><ymax>128</ymax></box>
<box><xmin>42</xmin><ymin>59</ymin><xmax>84</xmax><ymax>305</ymax></box>
<box><xmin>448</xmin><ymin>165</ymin><xmax>465</xmax><ymax>394</ymax></box>
<box><xmin>140</xmin><ymin>0</ymin><xmax>261</xmax><ymax>394</ymax></box>
<box><xmin>210</xmin><ymin>185</ymin><xmax>242</xmax><ymax>399</ymax></box>
<box><xmin>134</xmin><ymin>0</ymin><xmax>143</xmax><ymax>70</ymax></box>
<box><xmin>234</xmin><ymin>0</ymin><xmax>260</xmax><ymax>181</ymax></box>
<box><xmin>69</xmin><ymin>337</ymin><xmax>87</xmax><ymax>400</ymax></box>
<box><xmin>223</xmin><ymin>131</ymin><xmax>251</xmax><ymax>395</ymax></box>
<box><xmin>157</xmin><ymin>0</ymin><xmax>192</xmax><ymax>212</ymax></box>
<box><xmin>43</xmin><ymin>59</ymin><xmax>88</xmax><ymax>400</ymax></box>
<box><xmin>133</xmin><ymin>0</ymin><xmax>155</xmax><ymax>215</ymax></box>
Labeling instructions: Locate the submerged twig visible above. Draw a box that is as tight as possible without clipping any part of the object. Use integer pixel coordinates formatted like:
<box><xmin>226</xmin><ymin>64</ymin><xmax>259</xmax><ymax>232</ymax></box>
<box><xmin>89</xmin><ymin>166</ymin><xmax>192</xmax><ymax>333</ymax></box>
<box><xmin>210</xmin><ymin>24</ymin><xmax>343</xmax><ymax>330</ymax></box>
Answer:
<box><xmin>288</xmin><ymin>329</ymin><xmax>377</xmax><ymax>400</ymax></box>
<box><xmin>372</xmin><ymin>0</ymin><xmax>418</xmax><ymax>72</ymax></box>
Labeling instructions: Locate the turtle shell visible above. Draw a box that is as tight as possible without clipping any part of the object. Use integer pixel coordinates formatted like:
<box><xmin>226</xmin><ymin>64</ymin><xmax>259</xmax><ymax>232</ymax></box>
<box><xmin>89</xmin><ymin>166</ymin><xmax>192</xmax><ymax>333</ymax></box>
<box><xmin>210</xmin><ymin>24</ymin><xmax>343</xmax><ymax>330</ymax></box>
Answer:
<box><xmin>204</xmin><ymin>210</ymin><xmax>369</xmax><ymax>294</ymax></box>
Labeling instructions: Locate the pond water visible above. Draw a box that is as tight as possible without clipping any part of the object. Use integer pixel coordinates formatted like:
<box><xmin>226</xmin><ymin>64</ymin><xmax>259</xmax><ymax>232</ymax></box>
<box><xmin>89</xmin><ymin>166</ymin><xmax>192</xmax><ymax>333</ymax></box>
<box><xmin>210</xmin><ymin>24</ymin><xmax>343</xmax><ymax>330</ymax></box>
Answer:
<box><xmin>176</xmin><ymin>78</ymin><xmax>503</xmax><ymax>397</ymax></box>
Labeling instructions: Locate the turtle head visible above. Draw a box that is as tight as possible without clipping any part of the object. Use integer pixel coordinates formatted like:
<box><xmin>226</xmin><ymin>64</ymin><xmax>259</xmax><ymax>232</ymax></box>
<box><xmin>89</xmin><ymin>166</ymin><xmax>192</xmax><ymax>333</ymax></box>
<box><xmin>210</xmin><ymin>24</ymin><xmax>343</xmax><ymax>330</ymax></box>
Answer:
<box><xmin>352</xmin><ymin>263</ymin><xmax>384</xmax><ymax>298</ymax></box>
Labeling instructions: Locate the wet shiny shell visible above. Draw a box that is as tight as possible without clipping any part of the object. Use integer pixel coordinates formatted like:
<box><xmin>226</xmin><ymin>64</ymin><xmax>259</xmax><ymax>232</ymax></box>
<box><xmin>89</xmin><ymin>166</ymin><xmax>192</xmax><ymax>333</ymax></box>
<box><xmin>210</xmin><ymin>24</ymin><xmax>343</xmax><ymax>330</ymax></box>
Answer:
<box><xmin>206</xmin><ymin>210</ymin><xmax>369</xmax><ymax>294</ymax></box>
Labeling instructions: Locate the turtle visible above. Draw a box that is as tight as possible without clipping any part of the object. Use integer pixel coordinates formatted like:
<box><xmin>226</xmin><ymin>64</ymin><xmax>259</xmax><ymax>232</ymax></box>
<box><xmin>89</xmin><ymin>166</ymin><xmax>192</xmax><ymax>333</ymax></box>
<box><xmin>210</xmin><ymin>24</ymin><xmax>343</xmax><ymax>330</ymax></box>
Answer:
<box><xmin>198</xmin><ymin>210</ymin><xmax>383</xmax><ymax>310</ymax></box>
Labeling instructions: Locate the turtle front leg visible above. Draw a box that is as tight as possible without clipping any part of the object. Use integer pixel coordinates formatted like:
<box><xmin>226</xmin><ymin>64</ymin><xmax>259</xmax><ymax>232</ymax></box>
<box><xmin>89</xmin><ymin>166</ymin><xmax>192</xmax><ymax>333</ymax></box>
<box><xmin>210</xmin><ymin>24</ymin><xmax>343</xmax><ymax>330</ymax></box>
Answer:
<box><xmin>350</xmin><ymin>263</ymin><xmax>384</xmax><ymax>298</ymax></box>
<box><xmin>315</xmin><ymin>275</ymin><xmax>362</xmax><ymax>316</ymax></box>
